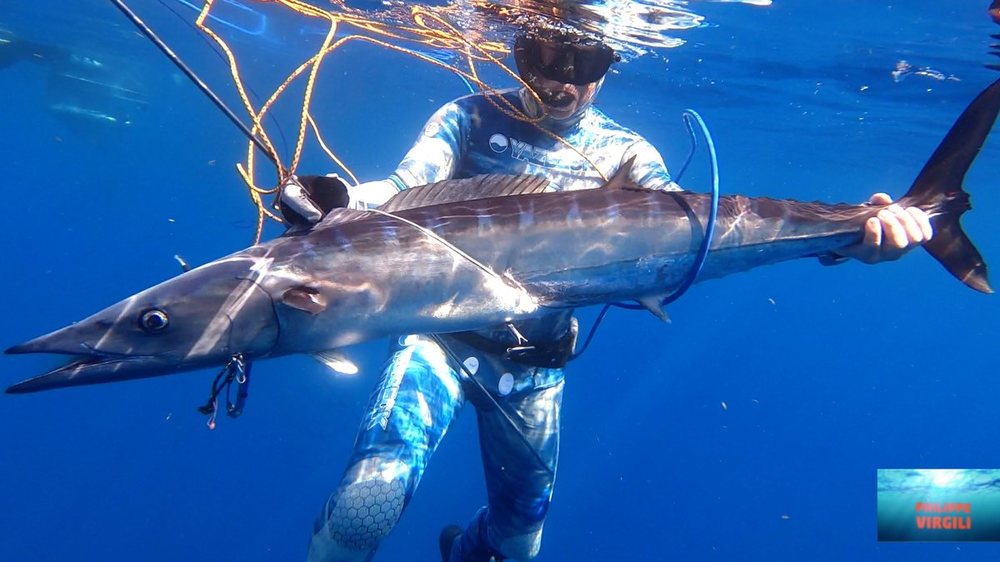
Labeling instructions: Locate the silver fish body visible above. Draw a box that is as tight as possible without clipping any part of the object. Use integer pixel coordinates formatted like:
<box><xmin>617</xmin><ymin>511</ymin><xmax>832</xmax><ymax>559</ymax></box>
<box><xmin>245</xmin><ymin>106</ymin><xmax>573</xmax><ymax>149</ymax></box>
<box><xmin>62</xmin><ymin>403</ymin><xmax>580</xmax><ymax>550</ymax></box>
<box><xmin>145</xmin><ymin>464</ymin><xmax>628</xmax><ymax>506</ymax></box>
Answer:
<box><xmin>6</xmin><ymin>78</ymin><xmax>999</xmax><ymax>393</ymax></box>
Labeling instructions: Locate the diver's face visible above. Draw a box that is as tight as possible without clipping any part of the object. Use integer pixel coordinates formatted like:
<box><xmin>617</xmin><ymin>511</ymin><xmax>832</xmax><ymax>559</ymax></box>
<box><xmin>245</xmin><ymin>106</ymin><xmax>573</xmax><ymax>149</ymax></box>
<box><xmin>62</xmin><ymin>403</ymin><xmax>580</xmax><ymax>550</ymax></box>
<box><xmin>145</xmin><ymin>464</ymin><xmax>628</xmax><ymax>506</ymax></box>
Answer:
<box><xmin>525</xmin><ymin>74</ymin><xmax>601</xmax><ymax>120</ymax></box>
<box><xmin>515</xmin><ymin>35</ymin><xmax>607</xmax><ymax>120</ymax></box>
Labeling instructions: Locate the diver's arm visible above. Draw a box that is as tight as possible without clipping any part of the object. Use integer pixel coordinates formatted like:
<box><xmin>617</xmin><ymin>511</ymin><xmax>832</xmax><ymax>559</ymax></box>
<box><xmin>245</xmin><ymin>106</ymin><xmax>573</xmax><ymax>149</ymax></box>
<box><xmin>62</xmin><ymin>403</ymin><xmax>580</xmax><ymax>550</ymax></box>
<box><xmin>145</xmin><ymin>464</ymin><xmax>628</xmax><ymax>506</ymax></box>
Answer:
<box><xmin>279</xmin><ymin>101</ymin><xmax>466</xmax><ymax>217</ymax></box>
<box><xmin>391</xmin><ymin>101</ymin><xmax>466</xmax><ymax>188</ymax></box>
<box><xmin>347</xmin><ymin>101</ymin><xmax>466</xmax><ymax>208</ymax></box>
<box><xmin>621</xmin><ymin>140</ymin><xmax>680</xmax><ymax>191</ymax></box>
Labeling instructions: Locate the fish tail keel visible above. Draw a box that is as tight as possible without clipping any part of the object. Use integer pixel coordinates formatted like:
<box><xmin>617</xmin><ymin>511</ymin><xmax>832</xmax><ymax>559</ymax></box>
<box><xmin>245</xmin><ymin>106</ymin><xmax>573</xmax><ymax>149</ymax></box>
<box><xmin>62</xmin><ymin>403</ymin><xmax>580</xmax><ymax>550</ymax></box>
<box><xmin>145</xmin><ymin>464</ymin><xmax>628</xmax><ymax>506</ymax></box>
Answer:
<box><xmin>900</xmin><ymin>78</ymin><xmax>1000</xmax><ymax>294</ymax></box>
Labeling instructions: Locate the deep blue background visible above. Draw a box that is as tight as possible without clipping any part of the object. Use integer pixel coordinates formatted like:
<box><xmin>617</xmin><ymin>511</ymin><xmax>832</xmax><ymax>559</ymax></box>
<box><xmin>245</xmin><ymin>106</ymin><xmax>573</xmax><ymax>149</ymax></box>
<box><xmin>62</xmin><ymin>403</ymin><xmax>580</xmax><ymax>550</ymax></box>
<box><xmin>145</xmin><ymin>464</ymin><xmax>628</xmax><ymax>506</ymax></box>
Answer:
<box><xmin>1</xmin><ymin>1</ymin><xmax>998</xmax><ymax>560</ymax></box>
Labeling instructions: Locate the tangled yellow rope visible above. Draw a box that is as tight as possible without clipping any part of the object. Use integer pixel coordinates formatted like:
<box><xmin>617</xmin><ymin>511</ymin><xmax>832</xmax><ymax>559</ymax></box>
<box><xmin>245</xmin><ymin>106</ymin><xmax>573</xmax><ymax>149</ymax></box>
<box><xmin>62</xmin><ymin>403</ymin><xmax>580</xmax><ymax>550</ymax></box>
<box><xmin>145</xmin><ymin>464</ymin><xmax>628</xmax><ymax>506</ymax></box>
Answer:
<box><xmin>194</xmin><ymin>0</ymin><xmax>606</xmax><ymax>243</ymax></box>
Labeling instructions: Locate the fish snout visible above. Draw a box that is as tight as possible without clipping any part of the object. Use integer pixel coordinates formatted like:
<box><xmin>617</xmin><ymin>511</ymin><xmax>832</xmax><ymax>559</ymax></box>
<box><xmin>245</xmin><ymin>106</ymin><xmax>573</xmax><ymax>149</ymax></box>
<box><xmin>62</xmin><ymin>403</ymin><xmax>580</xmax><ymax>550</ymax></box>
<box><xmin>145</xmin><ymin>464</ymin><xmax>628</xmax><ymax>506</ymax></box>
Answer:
<box><xmin>5</xmin><ymin>257</ymin><xmax>280</xmax><ymax>393</ymax></box>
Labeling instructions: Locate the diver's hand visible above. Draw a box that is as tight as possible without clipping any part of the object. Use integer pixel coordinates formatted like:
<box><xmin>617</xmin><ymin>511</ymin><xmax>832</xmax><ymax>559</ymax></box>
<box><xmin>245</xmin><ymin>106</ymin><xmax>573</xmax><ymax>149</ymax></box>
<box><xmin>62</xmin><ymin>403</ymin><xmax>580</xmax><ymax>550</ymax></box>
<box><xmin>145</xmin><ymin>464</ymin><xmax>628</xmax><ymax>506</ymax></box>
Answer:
<box><xmin>280</xmin><ymin>176</ymin><xmax>324</xmax><ymax>223</ymax></box>
<box><xmin>278</xmin><ymin>174</ymin><xmax>351</xmax><ymax>230</ymax></box>
<box><xmin>836</xmin><ymin>193</ymin><xmax>933</xmax><ymax>264</ymax></box>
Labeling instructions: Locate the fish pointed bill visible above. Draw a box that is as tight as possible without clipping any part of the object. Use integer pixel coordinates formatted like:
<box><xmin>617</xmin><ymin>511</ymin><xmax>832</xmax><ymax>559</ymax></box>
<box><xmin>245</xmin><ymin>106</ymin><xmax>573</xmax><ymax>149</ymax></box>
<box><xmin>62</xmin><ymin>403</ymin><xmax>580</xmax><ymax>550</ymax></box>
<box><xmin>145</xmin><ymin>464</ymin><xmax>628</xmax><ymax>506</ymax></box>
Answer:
<box><xmin>4</xmin><ymin>351</ymin><xmax>169</xmax><ymax>394</ymax></box>
<box><xmin>6</xmin><ymin>256</ymin><xmax>280</xmax><ymax>394</ymax></box>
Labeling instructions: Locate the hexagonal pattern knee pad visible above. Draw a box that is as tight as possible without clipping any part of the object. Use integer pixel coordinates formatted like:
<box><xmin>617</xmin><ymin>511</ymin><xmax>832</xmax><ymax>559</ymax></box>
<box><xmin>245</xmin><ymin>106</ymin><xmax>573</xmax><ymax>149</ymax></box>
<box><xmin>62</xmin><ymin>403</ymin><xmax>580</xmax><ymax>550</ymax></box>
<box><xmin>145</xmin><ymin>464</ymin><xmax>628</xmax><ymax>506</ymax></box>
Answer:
<box><xmin>326</xmin><ymin>478</ymin><xmax>406</xmax><ymax>551</ymax></box>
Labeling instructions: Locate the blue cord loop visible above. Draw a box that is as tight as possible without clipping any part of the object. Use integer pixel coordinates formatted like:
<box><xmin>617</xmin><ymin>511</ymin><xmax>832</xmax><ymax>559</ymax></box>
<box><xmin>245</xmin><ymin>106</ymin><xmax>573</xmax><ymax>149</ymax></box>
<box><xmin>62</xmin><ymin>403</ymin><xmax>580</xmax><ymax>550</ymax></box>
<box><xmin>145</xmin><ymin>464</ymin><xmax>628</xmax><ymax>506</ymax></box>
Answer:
<box><xmin>673</xmin><ymin>110</ymin><xmax>702</xmax><ymax>182</ymax></box>
<box><xmin>660</xmin><ymin>109</ymin><xmax>720</xmax><ymax>305</ymax></box>
<box><xmin>573</xmin><ymin>109</ymin><xmax>720</xmax><ymax>360</ymax></box>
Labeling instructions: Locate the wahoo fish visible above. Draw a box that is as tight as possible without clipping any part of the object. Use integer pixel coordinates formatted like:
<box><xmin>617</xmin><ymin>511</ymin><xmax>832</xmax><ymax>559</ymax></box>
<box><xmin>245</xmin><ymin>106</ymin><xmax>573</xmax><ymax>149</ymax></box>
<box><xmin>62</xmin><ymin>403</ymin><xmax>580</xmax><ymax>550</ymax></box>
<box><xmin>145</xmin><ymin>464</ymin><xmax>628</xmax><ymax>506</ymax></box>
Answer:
<box><xmin>6</xmin><ymin>79</ymin><xmax>999</xmax><ymax>393</ymax></box>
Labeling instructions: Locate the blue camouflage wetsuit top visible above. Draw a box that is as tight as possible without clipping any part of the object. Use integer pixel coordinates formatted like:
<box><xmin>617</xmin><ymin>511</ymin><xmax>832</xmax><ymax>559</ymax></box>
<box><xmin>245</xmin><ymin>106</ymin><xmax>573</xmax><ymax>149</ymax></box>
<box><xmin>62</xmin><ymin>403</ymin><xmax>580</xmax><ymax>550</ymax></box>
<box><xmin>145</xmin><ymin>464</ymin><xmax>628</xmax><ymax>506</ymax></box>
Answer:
<box><xmin>307</xmin><ymin>87</ymin><xmax>677</xmax><ymax>562</ymax></box>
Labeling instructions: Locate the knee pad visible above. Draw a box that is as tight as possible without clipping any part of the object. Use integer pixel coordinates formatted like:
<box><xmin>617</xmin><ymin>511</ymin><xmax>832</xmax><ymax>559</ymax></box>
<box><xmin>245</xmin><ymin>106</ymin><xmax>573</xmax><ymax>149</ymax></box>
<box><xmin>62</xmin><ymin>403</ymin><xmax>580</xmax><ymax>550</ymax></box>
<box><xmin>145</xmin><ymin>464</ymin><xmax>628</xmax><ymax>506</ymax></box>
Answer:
<box><xmin>324</xmin><ymin>478</ymin><xmax>406</xmax><ymax>551</ymax></box>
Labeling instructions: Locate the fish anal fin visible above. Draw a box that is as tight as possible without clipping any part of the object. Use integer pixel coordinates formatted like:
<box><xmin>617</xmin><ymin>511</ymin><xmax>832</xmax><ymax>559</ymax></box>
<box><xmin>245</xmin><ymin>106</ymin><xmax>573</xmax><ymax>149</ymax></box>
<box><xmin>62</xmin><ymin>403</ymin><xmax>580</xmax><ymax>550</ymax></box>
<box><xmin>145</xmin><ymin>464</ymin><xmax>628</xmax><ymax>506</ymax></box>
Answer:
<box><xmin>638</xmin><ymin>296</ymin><xmax>672</xmax><ymax>323</ymax></box>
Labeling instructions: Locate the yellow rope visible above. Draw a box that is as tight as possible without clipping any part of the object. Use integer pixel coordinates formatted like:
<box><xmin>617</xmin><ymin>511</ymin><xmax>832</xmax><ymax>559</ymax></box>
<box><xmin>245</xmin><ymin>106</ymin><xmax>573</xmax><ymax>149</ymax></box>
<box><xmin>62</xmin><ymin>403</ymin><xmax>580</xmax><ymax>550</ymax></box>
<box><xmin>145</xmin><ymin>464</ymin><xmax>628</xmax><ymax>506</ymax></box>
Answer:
<box><xmin>195</xmin><ymin>0</ymin><xmax>282</xmax><ymax>170</ymax></box>
<box><xmin>194</xmin><ymin>0</ymin><xmax>608</xmax><ymax>243</ymax></box>
<box><xmin>308</xmin><ymin>113</ymin><xmax>359</xmax><ymax>186</ymax></box>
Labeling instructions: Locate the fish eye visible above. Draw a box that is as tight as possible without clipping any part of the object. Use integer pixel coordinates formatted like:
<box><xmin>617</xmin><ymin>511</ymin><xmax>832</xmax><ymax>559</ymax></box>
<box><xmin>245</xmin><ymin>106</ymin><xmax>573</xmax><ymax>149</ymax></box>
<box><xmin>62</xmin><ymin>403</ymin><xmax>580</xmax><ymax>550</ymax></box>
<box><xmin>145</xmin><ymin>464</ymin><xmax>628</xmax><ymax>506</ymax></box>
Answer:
<box><xmin>139</xmin><ymin>308</ymin><xmax>169</xmax><ymax>333</ymax></box>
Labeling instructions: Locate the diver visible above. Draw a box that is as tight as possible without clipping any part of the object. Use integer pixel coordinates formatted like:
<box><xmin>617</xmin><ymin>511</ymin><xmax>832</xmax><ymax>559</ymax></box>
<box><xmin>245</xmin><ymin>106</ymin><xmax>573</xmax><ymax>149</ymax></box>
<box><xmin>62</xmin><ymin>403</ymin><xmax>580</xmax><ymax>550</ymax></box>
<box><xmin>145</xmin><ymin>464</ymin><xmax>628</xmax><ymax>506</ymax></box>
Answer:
<box><xmin>0</xmin><ymin>28</ymin><xmax>145</xmax><ymax>127</ymax></box>
<box><xmin>281</xmin><ymin>24</ymin><xmax>932</xmax><ymax>562</ymax></box>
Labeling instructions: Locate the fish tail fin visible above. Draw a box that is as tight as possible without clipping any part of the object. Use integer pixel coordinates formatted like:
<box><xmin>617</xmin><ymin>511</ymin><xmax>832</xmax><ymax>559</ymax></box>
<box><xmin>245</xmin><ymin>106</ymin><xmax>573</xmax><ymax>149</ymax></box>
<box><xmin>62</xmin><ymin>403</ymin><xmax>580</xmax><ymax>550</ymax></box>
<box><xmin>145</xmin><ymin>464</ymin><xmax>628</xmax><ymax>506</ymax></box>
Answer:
<box><xmin>899</xmin><ymin>78</ymin><xmax>1000</xmax><ymax>294</ymax></box>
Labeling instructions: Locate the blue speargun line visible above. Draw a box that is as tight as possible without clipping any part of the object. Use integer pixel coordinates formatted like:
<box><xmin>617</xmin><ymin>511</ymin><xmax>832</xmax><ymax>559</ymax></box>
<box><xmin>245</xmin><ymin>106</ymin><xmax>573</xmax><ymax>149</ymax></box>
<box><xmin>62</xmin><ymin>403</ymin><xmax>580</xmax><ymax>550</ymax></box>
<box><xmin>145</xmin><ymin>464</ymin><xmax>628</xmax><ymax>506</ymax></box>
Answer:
<box><xmin>573</xmin><ymin>109</ymin><xmax>720</xmax><ymax>360</ymax></box>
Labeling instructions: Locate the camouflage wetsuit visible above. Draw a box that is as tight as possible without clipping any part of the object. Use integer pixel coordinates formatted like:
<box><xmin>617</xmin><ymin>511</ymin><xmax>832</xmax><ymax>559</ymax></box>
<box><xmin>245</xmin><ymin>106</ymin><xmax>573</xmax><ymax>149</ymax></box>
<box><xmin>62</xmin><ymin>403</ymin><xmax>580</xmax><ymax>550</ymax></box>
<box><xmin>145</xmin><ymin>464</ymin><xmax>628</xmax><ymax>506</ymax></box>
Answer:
<box><xmin>308</xmin><ymin>87</ymin><xmax>676</xmax><ymax>562</ymax></box>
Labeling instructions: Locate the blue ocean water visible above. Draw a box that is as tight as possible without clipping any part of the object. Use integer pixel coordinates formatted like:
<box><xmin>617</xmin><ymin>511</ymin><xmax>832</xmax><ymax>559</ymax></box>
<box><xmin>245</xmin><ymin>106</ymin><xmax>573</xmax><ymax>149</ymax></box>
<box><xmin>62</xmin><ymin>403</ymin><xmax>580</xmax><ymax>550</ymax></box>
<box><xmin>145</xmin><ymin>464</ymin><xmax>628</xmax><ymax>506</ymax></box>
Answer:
<box><xmin>1</xmin><ymin>1</ymin><xmax>998</xmax><ymax>560</ymax></box>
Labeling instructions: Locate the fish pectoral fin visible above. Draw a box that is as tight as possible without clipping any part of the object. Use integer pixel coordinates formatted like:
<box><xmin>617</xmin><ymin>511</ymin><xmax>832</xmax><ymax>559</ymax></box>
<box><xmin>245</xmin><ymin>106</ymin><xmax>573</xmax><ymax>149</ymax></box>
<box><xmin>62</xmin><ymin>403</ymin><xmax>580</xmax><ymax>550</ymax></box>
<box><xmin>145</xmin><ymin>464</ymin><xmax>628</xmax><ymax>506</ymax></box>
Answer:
<box><xmin>312</xmin><ymin>350</ymin><xmax>359</xmax><ymax>376</ymax></box>
<box><xmin>280</xmin><ymin>285</ymin><xmax>328</xmax><ymax>314</ymax></box>
<box><xmin>638</xmin><ymin>296</ymin><xmax>672</xmax><ymax>323</ymax></box>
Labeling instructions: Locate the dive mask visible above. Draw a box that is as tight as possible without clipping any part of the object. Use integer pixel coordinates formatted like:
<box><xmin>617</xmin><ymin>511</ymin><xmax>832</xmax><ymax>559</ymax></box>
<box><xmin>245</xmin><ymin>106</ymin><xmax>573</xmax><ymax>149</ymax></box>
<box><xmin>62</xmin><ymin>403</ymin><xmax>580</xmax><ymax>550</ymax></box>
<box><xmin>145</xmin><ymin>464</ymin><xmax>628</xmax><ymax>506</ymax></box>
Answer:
<box><xmin>514</xmin><ymin>31</ymin><xmax>618</xmax><ymax>86</ymax></box>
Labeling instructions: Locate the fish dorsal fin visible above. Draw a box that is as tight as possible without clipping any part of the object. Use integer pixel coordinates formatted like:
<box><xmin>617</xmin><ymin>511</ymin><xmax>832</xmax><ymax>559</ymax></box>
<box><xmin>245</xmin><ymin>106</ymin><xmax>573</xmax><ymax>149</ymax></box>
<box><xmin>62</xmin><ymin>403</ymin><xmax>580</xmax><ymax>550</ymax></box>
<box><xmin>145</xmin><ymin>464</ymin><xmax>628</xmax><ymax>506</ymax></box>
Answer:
<box><xmin>381</xmin><ymin>174</ymin><xmax>552</xmax><ymax>212</ymax></box>
<box><xmin>604</xmin><ymin>156</ymin><xmax>640</xmax><ymax>190</ymax></box>
<box><xmin>283</xmin><ymin>208</ymin><xmax>369</xmax><ymax>237</ymax></box>
<box><xmin>320</xmin><ymin>208</ymin><xmax>370</xmax><ymax>225</ymax></box>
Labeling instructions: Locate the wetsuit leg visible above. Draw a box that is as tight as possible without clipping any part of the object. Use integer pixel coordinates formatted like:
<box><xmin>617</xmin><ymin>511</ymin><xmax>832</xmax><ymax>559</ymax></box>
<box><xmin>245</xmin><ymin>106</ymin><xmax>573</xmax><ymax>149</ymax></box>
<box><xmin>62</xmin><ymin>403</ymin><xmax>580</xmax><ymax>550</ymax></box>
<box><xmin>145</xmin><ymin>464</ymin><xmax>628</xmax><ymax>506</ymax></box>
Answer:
<box><xmin>309</xmin><ymin>335</ymin><xmax>464</xmax><ymax>562</ymax></box>
<box><xmin>449</xmin><ymin>362</ymin><xmax>565</xmax><ymax>561</ymax></box>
